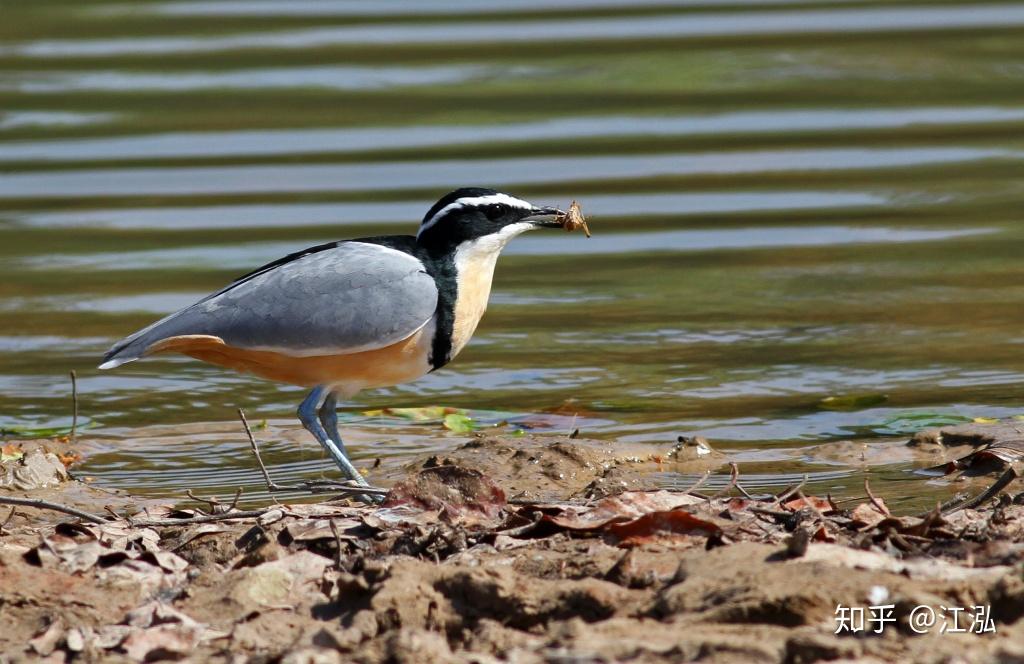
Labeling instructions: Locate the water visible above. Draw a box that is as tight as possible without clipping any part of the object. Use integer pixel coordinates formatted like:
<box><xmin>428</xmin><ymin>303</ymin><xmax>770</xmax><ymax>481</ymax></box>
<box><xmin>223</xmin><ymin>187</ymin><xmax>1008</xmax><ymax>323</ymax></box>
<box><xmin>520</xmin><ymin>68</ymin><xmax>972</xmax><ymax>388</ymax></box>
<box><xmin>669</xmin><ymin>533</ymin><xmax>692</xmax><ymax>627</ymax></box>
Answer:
<box><xmin>3</xmin><ymin>0</ymin><xmax>1024</xmax><ymax>513</ymax></box>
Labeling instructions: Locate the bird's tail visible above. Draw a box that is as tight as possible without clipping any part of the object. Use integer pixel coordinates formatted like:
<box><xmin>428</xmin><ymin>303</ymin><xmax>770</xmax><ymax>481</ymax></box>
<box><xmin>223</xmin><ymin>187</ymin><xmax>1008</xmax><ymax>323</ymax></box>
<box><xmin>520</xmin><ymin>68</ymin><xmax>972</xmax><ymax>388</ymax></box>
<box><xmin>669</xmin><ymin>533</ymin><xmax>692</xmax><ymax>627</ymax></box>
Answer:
<box><xmin>98</xmin><ymin>332</ymin><xmax>152</xmax><ymax>370</ymax></box>
<box><xmin>98</xmin><ymin>340</ymin><xmax>139</xmax><ymax>370</ymax></box>
<box><xmin>98</xmin><ymin>311</ymin><xmax>187</xmax><ymax>370</ymax></box>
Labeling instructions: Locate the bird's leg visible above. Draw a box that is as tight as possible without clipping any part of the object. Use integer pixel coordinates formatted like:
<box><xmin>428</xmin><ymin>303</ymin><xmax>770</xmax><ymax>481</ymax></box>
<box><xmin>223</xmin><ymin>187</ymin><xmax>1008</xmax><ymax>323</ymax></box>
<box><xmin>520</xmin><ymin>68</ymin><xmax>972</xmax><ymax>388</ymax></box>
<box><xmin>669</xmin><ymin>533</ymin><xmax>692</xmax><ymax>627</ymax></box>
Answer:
<box><xmin>317</xmin><ymin>391</ymin><xmax>347</xmax><ymax>458</ymax></box>
<box><xmin>297</xmin><ymin>385</ymin><xmax>370</xmax><ymax>488</ymax></box>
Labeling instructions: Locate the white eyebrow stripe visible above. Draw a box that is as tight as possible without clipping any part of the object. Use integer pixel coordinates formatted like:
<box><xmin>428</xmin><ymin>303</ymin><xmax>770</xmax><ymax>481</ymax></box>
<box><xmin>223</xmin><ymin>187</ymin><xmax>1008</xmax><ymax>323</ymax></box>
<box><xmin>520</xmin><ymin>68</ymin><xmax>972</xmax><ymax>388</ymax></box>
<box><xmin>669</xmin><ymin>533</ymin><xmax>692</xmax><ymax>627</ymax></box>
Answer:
<box><xmin>418</xmin><ymin>193</ymin><xmax>534</xmax><ymax>237</ymax></box>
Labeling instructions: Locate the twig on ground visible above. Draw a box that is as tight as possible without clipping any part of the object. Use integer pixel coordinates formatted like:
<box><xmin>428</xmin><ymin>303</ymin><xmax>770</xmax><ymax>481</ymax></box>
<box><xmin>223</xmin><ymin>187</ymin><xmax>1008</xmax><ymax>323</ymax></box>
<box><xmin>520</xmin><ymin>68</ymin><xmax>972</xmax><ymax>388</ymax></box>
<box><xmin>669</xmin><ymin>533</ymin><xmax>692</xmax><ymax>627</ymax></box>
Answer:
<box><xmin>69</xmin><ymin>370</ymin><xmax>78</xmax><ymax>444</ymax></box>
<box><xmin>128</xmin><ymin>509</ymin><xmax>270</xmax><ymax>528</ymax></box>
<box><xmin>771</xmin><ymin>475</ymin><xmax>808</xmax><ymax>507</ymax></box>
<box><xmin>733</xmin><ymin>464</ymin><xmax>756</xmax><ymax>500</ymax></box>
<box><xmin>183</xmin><ymin>487</ymin><xmax>242</xmax><ymax>514</ymax></box>
<box><xmin>239</xmin><ymin>408</ymin><xmax>281</xmax><ymax>491</ymax></box>
<box><xmin>914</xmin><ymin>503</ymin><xmax>942</xmax><ymax>534</ymax></box>
<box><xmin>238</xmin><ymin>408</ymin><xmax>387</xmax><ymax>499</ymax></box>
<box><xmin>684</xmin><ymin>470</ymin><xmax>711</xmax><ymax>497</ymax></box>
<box><xmin>864</xmin><ymin>476</ymin><xmax>890</xmax><ymax>516</ymax></box>
<box><xmin>829</xmin><ymin>495</ymin><xmax>870</xmax><ymax>505</ymax></box>
<box><xmin>329</xmin><ymin>518</ymin><xmax>344</xmax><ymax>568</ymax></box>
<box><xmin>498</xmin><ymin>510</ymin><xmax>546</xmax><ymax>537</ymax></box>
<box><xmin>713</xmin><ymin>463</ymin><xmax>743</xmax><ymax>499</ymax></box>
<box><xmin>748</xmin><ymin>506</ymin><xmax>793</xmax><ymax>520</ymax></box>
<box><xmin>228</xmin><ymin>486</ymin><xmax>243</xmax><ymax>511</ymax></box>
<box><xmin>0</xmin><ymin>496</ymin><xmax>106</xmax><ymax>524</ymax></box>
<box><xmin>186</xmin><ymin>489</ymin><xmax>221</xmax><ymax>515</ymax></box>
<box><xmin>940</xmin><ymin>466</ymin><xmax>1019</xmax><ymax>516</ymax></box>
<box><xmin>795</xmin><ymin>486</ymin><xmax>825</xmax><ymax>521</ymax></box>
<box><xmin>1</xmin><ymin>506</ymin><xmax>17</xmax><ymax>533</ymax></box>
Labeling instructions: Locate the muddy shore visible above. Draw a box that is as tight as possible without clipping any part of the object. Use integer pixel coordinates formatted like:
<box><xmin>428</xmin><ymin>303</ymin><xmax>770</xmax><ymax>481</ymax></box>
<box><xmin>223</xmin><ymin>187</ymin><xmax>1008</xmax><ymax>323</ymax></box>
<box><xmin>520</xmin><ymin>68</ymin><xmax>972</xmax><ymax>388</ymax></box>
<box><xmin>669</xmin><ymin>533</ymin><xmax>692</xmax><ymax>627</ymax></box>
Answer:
<box><xmin>2</xmin><ymin>423</ymin><xmax>1024</xmax><ymax>663</ymax></box>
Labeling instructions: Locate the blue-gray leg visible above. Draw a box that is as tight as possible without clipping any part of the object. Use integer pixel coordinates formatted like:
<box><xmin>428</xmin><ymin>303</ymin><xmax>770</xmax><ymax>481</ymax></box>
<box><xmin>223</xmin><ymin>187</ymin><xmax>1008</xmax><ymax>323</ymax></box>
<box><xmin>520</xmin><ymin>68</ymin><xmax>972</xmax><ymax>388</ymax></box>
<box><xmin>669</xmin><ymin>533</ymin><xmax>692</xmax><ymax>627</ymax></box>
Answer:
<box><xmin>297</xmin><ymin>386</ymin><xmax>370</xmax><ymax>488</ymax></box>
<box><xmin>318</xmin><ymin>392</ymin><xmax>346</xmax><ymax>458</ymax></box>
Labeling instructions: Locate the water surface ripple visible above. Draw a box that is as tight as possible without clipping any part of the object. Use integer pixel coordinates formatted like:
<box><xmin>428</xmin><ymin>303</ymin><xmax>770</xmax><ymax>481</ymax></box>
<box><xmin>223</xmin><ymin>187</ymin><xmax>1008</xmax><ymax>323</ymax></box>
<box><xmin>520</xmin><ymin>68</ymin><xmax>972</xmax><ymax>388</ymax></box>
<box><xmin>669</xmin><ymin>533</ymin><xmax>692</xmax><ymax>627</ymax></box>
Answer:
<box><xmin>2</xmin><ymin>0</ymin><xmax>1023</xmax><ymax>513</ymax></box>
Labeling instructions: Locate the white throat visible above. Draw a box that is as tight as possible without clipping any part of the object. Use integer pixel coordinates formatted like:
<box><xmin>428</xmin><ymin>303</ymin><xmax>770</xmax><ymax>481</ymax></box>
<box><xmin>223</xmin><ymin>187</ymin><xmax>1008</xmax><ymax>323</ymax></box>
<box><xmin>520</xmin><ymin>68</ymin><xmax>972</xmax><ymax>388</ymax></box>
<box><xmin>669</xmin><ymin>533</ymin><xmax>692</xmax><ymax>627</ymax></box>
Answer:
<box><xmin>448</xmin><ymin>222</ymin><xmax>535</xmax><ymax>357</ymax></box>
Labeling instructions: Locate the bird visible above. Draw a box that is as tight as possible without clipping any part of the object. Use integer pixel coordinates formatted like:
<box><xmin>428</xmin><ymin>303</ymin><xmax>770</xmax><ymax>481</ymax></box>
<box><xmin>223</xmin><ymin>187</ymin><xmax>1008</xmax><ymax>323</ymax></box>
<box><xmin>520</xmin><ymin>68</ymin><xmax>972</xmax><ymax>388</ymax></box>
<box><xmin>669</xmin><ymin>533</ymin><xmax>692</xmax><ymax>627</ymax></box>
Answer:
<box><xmin>98</xmin><ymin>187</ymin><xmax>566</xmax><ymax>492</ymax></box>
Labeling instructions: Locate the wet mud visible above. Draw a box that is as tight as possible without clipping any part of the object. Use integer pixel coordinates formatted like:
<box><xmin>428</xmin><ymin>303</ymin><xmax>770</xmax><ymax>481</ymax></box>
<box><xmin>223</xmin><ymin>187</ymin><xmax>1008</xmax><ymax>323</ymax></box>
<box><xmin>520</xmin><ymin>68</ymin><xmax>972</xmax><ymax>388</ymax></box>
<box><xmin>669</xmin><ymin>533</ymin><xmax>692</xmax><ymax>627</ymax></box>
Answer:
<box><xmin>1</xmin><ymin>424</ymin><xmax>1023</xmax><ymax>663</ymax></box>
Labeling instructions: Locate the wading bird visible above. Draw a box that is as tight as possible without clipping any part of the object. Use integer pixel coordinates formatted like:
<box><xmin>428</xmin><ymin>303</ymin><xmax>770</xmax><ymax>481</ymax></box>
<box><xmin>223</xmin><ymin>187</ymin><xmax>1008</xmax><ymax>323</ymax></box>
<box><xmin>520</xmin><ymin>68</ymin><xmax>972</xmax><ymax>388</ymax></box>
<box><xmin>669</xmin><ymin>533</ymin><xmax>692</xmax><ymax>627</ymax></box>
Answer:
<box><xmin>99</xmin><ymin>188</ymin><xmax>565</xmax><ymax>490</ymax></box>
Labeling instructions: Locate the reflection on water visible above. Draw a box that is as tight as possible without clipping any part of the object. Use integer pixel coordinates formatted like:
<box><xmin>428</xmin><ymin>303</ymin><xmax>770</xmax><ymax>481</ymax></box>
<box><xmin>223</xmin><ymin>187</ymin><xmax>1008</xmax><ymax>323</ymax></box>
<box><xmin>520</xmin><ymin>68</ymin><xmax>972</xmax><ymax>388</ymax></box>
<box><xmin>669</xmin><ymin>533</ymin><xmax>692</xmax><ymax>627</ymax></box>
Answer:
<box><xmin>145</xmin><ymin>0</ymin><xmax>869</xmax><ymax>18</ymax></box>
<box><xmin>2</xmin><ymin>64</ymin><xmax>526</xmax><ymax>94</ymax></box>
<box><xmin>5</xmin><ymin>108</ymin><xmax>1022</xmax><ymax>162</ymax></box>
<box><xmin>2</xmin><ymin>0</ymin><xmax>1024</xmax><ymax>513</ymax></box>
<box><xmin>5</xmin><ymin>191</ymin><xmax>886</xmax><ymax>229</ymax></box>
<box><xmin>1</xmin><ymin>147</ymin><xmax>1013</xmax><ymax>199</ymax></box>
<box><xmin>12</xmin><ymin>5</ymin><xmax>1024</xmax><ymax>56</ymax></box>
<box><xmin>0</xmin><ymin>111</ymin><xmax>118</xmax><ymax>130</ymax></box>
<box><xmin>20</xmin><ymin>225</ymin><xmax>991</xmax><ymax>271</ymax></box>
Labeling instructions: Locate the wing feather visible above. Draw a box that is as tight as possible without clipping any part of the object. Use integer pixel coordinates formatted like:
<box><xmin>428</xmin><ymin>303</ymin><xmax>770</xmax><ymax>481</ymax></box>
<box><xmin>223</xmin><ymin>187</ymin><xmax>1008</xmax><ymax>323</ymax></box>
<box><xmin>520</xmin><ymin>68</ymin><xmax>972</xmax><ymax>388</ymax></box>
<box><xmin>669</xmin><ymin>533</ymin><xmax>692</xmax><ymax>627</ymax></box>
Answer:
<box><xmin>100</xmin><ymin>241</ymin><xmax>438</xmax><ymax>366</ymax></box>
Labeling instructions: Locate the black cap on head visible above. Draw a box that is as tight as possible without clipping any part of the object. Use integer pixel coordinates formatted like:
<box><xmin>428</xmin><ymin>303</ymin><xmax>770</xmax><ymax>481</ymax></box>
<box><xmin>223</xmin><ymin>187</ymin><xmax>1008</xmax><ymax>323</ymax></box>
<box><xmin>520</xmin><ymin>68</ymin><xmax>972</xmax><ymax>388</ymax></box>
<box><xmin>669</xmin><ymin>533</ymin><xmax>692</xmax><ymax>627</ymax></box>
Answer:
<box><xmin>420</xmin><ymin>187</ymin><xmax>499</xmax><ymax>226</ymax></box>
<box><xmin>416</xmin><ymin>187</ymin><xmax>564</xmax><ymax>251</ymax></box>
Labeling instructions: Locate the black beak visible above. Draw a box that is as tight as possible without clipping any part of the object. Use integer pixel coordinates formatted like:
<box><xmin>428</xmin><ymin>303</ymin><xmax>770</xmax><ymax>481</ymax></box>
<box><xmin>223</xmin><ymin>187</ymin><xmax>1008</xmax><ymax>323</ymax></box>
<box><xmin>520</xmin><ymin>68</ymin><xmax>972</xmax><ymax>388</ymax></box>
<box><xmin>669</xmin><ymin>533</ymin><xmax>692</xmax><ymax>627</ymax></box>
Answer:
<box><xmin>523</xmin><ymin>206</ymin><xmax>565</xmax><ymax>228</ymax></box>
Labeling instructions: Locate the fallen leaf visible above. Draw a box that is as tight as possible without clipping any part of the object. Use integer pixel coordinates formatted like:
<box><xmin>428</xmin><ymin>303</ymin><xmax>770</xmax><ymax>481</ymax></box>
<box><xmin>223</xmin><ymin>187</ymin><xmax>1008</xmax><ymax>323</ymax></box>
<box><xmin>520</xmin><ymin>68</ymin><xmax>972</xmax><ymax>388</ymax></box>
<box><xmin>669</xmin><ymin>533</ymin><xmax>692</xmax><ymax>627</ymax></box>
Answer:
<box><xmin>29</xmin><ymin>618</ymin><xmax>65</xmax><ymax>656</ymax></box>
<box><xmin>442</xmin><ymin>413</ymin><xmax>475</xmax><ymax>434</ymax></box>
<box><xmin>1</xmin><ymin>449</ymin><xmax>68</xmax><ymax>490</ymax></box>
<box><xmin>56</xmin><ymin>451</ymin><xmax>82</xmax><ymax>467</ymax></box>
<box><xmin>931</xmin><ymin>438</ymin><xmax>1024</xmax><ymax>474</ymax></box>
<box><xmin>363</xmin><ymin>406</ymin><xmax>463</xmax><ymax>422</ymax></box>
<box><xmin>607</xmin><ymin>509</ymin><xmax>721</xmax><ymax>545</ymax></box>
<box><xmin>140</xmin><ymin>550</ymin><xmax>189</xmax><ymax>573</ymax></box>
<box><xmin>970</xmin><ymin>440</ymin><xmax>1024</xmax><ymax>465</ymax></box>
<box><xmin>1</xmin><ymin>443</ymin><xmax>23</xmax><ymax>462</ymax></box>
<box><xmin>812</xmin><ymin>525</ymin><xmax>836</xmax><ymax>542</ymax></box>
<box><xmin>228</xmin><ymin>552</ymin><xmax>331</xmax><ymax>607</ymax></box>
<box><xmin>782</xmin><ymin>495</ymin><xmax>836</xmax><ymax>513</ymax></box>
<box><xmin>876</xmin><ymin>412</ymin><xmax>972</xmax><ymax>435</ymax></box>
<box><xmin>94</xmin><ymin>625</ymin><xmax>132</xmax><ymax>649</ymax></box>
<box><xmin>0</xmin><ymin>423</ymin><xmax>96</xmax><ymax>439</ymax></box>
<box><xmin>281</xmin><ymin>504</ymin><xmax>363</xmax><ymax>519</ymax></box>
<box><xmin>30</xmin><ymin>539</ymin><xmax>102</xmax><ymax>573</ymax></box>
<box><xmin>165</xmin><ymin>523</ymin><xmax>232</xmax><ymax>551</ymax></box>
<box><xmin>125</xmin><ymin>601</ymin><xmax>202</xmax><ymax>630</ymax></box>
<box><xmin>65</xmin><ymin>627</ymin><xmax>86</xmax><ymax>653</ymax></box>
<box><xmin>285</xmin><ymin>517</ymin><xmax>363</xmax><ymax>542</ymax></box>
<box><xmin>545</xmin><ymin>490</ymin><xmax>704</xmax><ymax>531</ymax></box>
<box><xmin>850</xmin><ymin>501</ymin><xmax>888</xmax><ymax>529</ymax></box>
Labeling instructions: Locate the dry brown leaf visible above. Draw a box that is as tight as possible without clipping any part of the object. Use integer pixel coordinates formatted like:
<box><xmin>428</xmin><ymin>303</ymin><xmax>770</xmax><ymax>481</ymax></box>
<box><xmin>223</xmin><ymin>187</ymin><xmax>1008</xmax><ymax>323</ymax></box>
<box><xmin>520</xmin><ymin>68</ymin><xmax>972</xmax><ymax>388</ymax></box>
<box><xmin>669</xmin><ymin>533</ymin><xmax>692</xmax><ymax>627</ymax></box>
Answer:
<box><xmin>850</xmin><ymin>501</ymin><xmax>889</xmax><ymax>529</ymax></box>
<box><xmin>57</xmin><ymin>451</ymin><xmax>82</xmax><ymax>467</ymax></box>
<box><xmin>228</xmin><ymin>551</ymin><xmax>332</xmax><ymax>608</ymax></box>
<box><xmin>546</xmin><ymin>490</ymin><xmax>703</xmax><ymax>531</ymax></box>
<box><xmin>606</xmin><ymin>509</ymin><xmax>722</xmax><ymax>546</ymax></box>
<box><xmin>29</xmin><ymin>619</ymin><xmax>65</xmax><ymax>656</ymax></box>
<box><xmin>285</xmin><ymin>517</ymin><xmax>363</xmax><ymax>542</ymax></box>
<box><xmin>782</xmin><ymin>495</ymin><xmax>836</xmax><ymax>513</ymax></box>
<box><xmin>140</xmin><ymin>550</ymin><xmax>189</xmax><ymax>573</ymax></box>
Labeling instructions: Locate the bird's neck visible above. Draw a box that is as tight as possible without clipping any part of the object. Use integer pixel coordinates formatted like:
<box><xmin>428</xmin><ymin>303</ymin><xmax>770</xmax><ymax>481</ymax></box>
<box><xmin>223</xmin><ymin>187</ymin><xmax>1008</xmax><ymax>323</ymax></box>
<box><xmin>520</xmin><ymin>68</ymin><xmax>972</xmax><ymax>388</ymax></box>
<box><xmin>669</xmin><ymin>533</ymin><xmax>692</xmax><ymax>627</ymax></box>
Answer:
<box><xmin>446</xmin><ymin>225</ymin><xmax>532</xmax><ymax>359</ymax></box>
<box><xmin>447</xmin><ymin>238</ymin><xmax>502</xmax><ymax>359</ymax></box>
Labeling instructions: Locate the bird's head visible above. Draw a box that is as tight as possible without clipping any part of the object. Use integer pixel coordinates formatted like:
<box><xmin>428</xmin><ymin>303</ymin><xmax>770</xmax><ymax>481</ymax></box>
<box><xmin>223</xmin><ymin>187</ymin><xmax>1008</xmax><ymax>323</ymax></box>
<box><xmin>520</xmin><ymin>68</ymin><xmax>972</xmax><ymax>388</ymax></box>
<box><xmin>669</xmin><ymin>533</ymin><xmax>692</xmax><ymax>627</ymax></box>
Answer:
<box><xmin>416</xmin><ymin>187</ymin><xmax>564</xmax><ymax>252</ymax></box>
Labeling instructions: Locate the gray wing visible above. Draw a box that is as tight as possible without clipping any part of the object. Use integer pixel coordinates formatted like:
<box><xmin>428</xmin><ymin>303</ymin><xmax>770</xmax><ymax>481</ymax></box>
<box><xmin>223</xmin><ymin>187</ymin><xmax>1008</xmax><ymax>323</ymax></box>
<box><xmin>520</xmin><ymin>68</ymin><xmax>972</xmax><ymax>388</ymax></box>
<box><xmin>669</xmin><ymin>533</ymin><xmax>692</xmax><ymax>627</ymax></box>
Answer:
<box><xmin>101</xmin><ymin>241</ymin><xmax>438</xmax><ymax>366</ymax></box>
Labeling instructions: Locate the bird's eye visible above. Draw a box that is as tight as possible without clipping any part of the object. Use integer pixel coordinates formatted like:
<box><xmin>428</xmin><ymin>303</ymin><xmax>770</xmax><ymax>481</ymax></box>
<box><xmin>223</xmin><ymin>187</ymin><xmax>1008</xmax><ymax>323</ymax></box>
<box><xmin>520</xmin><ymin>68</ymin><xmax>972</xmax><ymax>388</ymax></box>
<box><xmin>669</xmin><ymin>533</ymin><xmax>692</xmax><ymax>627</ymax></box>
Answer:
<box><xmin>484</xmin><ymin>204</ymin><xmax>504</xmax><ymax>220</ymax></box>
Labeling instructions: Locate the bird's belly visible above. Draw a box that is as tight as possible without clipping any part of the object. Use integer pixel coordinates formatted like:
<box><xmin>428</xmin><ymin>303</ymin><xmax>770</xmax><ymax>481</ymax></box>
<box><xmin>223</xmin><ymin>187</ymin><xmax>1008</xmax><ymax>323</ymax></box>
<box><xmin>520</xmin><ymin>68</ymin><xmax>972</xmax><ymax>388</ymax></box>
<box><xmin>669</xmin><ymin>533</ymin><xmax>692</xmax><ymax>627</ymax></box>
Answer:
<box><xmin>147</xmin><ymin>324</ymin><xmax>433</xmax><ymax>395</ymax></box>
